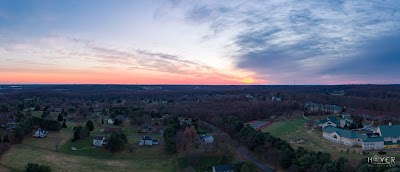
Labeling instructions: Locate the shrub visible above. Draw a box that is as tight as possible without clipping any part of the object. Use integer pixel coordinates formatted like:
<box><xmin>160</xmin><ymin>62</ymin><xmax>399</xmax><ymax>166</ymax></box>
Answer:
<box><xmin>25</xmin><ymin>163</ymin><xmax>51</xmax><ymax>172</ymax></box>
<box><xmin>57</xmin><ymin>114</ymin><xmax>63</xmax><ymax>121</ymax></box>
<box><xmin>378</xmin><ymin>151</ymin><xmax>386</xmax><ymax>155</ymax></box>
<box><xmin>106</xmin><ymin>133</ymin><xmax>127</xmax><ymax>152</ymax></box>
<box><xmin>62</xmin><ymin>122</ymin><xmax>67</xmax><ymax>128</ymax></box>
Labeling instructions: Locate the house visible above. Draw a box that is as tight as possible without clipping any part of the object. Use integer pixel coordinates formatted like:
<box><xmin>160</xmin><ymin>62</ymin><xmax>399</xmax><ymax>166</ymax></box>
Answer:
<box><xmin>33</xmin><ymin>128</ymin><xmax>48</xmax><ymax>138</ymax></box>
<box><xmin>271</xmin><ymin>96</ymin><xmax>282</xmax><ymax>101</ymax></box>
<box><xmin>5</xmin><ymin>123</ymin><xmax>16</xmax><ymax>130</ymax></box>
<box><xmin>316</xmin><ymin>116</ymin><xmax>339</xmax><ymax>128</ymax></box>
<box><xmin>212</xmin><ymin>164</ymin><xmax>234</xmax><ymax>172</ymax></box>
<box><xmin>93</xmin><ymin>136</ymin><xmax>108</xmax><ymax>147</ymax></box>
<box><xmin>180</xmin><ymin>118</ymin><xmax>192</xmax><ymax>125</ymax></box>
<box><xmin>139</xmin><ymin>136</ymin><xmax>153</xmax><ymax>146</ymax></box>
<box><xmin>107</xmin><ymin>118</ymin><xmax>115</xmax><ymax>125</ymax></box>
<box><xmin>376</xmin><ymin>123</ymin><xmax>400</xmax><ymax>149</ymax></box>
<box><xmin>200</xmin><ymin>135</ymin><xmax>214</xmax><ymax>144</ymax></box>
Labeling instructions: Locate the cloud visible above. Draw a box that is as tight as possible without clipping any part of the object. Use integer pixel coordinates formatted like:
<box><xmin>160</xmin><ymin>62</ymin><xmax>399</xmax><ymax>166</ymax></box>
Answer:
<box><xmin>164</xmin><ymin>0</ymin><xmax>400</xmax><ymax>84</ymax></box>
<box><xmin>321</xmin><ymin>34</ymin><xmax>400</xmax><ymax>79</ymax></box>
<box><xmin>1</xmin><ymin>35</ymin><xmax>261</xmax><ymax>84</ymax></box>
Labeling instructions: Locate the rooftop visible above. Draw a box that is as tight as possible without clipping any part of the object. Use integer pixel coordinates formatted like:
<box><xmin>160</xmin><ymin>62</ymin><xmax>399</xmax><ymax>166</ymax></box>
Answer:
<box><xmin>379</xmin><ymin>124</ymin><xmax>400</xmax><ymax>137</ymax></box>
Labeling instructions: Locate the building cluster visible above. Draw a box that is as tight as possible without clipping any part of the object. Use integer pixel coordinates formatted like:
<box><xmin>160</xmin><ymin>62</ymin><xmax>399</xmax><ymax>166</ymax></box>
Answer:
<box><xmin>318</xmin><ymin>116</ymin><xmax>400</xmax><ymax>150</ymax></box>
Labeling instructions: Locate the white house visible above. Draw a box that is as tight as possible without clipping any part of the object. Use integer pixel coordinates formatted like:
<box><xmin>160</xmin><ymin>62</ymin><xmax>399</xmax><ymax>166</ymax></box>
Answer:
<box><xmin>93</xmin><ymin>136</ymin><xmax>107</xmax><ymax>147</ymax></box>
<box><xmin>200</xmin><ymin>135</ymin><xmax>214</xmax><ymax>144</ymax></box>
<box><xmin>139</xmin><ymin>136</ymin><xmax>153</xmax><ymax>146</ymax></box>
<box><xmin>107</xmin><ymin>118</ymin><xmax>114</xmax><ymax>125</ymax></box>
<box><xmin>33</xmin><ymin>128</ymin><xmax>48</xmax><ymax>138</ymax></box>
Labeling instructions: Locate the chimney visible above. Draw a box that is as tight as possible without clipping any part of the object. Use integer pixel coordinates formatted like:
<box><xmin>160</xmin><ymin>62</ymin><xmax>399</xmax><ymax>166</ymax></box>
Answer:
<box><xmin>389</xmin><ymin>122</ymin><xmax>392</xmax><ymax>126</ymax></box>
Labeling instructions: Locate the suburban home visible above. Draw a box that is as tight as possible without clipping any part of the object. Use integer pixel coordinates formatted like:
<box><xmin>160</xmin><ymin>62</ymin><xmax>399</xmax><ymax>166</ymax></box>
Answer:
<box><xmin>0</xmin><ymin>114</ymin><xmax>16</xmax><ymax>128</ymax></box>
<box><xmin>93</xmin><ymin>136</ymin><xmax>108</xmax><ymax>147</ymax></box>
<box><xmin>322</xmin><ymin>123</ymin><xmax>400</xmax><ymax>150</ymax></box>
<box><xmin>33</xmin><ymin>128</ymin><xmax>48</xmax><ymax>138</ymax></box>
<box><xmin>212</xmin><ymin>164</ymin><xmax>234</xmax><ymax>172</ymax></box>
<box><xmin>139</xmin><ymin>136</ymin><xmax>153</xmax><ymax>146</ymax></box>
<box><xmin>5</xmin><ymin>123</ymin><xmax>16</xmax><ymax>130</ymax></box>
<box><xmin>200</xmin><ymin>134</ymin><xmax>214</xmax><ymax>144</ymax></box>
<box><xmin>271</xmin><ymin>96</ymin><xmax>282</xmax><ymax>101</ymax></box>
<box><xmin>375</xmin><ymin>123</ymin><xmax>400</xmax><ymax>149</ymax></box>
<box><xmin>107</xmin><ymin>118</ymin><xmax>115</xmax><ymax>125</ymax></box>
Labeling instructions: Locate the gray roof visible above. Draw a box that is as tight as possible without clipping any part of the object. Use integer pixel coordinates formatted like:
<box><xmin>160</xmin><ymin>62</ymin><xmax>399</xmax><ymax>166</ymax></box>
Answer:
<box><xmin>94</xmin><ymin>136</ymin><xmax>104</xmax><ymax>140</ymax></box>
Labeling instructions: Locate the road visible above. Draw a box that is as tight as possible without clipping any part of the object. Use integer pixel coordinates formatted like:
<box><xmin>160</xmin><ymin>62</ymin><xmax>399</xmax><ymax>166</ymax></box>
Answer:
<box><xmin>201</xmin><ymin>121</ymin><xmax>274</xmax><ymax>172</ymax></box>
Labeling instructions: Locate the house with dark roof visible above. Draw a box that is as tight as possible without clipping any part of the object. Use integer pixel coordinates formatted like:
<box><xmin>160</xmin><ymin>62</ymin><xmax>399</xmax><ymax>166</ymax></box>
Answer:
<box><xmin>212</xmin><ymin>164</ymin><xmax>234</xmax><ymax>172</ymax></box>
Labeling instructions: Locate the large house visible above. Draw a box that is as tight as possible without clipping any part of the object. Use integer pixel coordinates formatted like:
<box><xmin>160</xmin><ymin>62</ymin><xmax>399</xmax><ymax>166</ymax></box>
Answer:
<box><xmin>322</xmin><ymin>123</ymin><xmax>400</xmax><ymax>150</ymax></box>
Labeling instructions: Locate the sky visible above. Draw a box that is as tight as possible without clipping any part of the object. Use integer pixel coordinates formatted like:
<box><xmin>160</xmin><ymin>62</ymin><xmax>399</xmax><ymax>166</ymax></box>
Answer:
<box><xmin>0</xmin><ymin>0</ymin><xmax>400</xmax><ymax>85</ymax></box>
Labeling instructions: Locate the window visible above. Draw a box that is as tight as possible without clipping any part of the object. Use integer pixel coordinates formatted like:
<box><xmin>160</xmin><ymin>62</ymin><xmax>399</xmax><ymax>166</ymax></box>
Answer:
<box><xmin>333</xmin><ymin>135</ymin><xmax>337</xmax><ymax>139</ymax></box>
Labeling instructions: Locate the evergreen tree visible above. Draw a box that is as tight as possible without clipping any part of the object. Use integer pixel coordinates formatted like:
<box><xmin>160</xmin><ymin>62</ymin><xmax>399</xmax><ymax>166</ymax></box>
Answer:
<box><xmin>57</xmin><ymin>113</ymin><xmax>63</xmax><ymax>121</ymax></box>
<box><xmin>62</xmin><ymin>122</ymin><xmax>67</xmax><ymax>128</ymax></box>
<box><xmin>3</xmin><ymin>135</ymin><xmax>9</xmax><ymax>143</ymax></box>
<box><xmin>85</xmin><ymin>120</ymin><xmax>94</xmax><ymax>131</ymax></box>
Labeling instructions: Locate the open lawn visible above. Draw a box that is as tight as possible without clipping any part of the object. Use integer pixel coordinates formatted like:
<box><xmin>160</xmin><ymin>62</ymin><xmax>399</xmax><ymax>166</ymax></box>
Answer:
<box><xmin>261</xmin><ymin>117</ymin><xmax>400</xmax><ymax>165</ymax></box>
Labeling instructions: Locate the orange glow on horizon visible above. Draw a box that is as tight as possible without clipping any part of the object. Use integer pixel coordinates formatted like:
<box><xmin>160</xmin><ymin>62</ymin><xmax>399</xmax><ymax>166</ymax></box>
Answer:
<box><xmin>0</xmin><ymin>70</ymin><xmax>263</xmax><ymax>85</ymax></box>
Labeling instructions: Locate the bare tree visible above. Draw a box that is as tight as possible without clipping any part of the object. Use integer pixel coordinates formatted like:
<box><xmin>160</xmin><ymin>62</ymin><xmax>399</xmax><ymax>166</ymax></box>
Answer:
<box><xmin>53</xmin><ymin>136</ymin><xmax>62</xmax><ymax>152</ymax></box>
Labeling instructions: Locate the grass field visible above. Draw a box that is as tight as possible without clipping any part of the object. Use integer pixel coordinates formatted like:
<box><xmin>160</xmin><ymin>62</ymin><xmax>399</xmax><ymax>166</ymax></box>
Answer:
<box><xmin>261</xmin><ymin>117</ymin><xmax>400</xmax><ymax>165</ymax></box>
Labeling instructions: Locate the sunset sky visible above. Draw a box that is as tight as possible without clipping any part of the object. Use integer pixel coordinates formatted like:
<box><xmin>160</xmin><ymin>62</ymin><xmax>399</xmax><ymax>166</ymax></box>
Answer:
<box><xmin>1</xmin><ymin>0</ymin><xmax>400</xmax><ymax>84</ymax></box>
